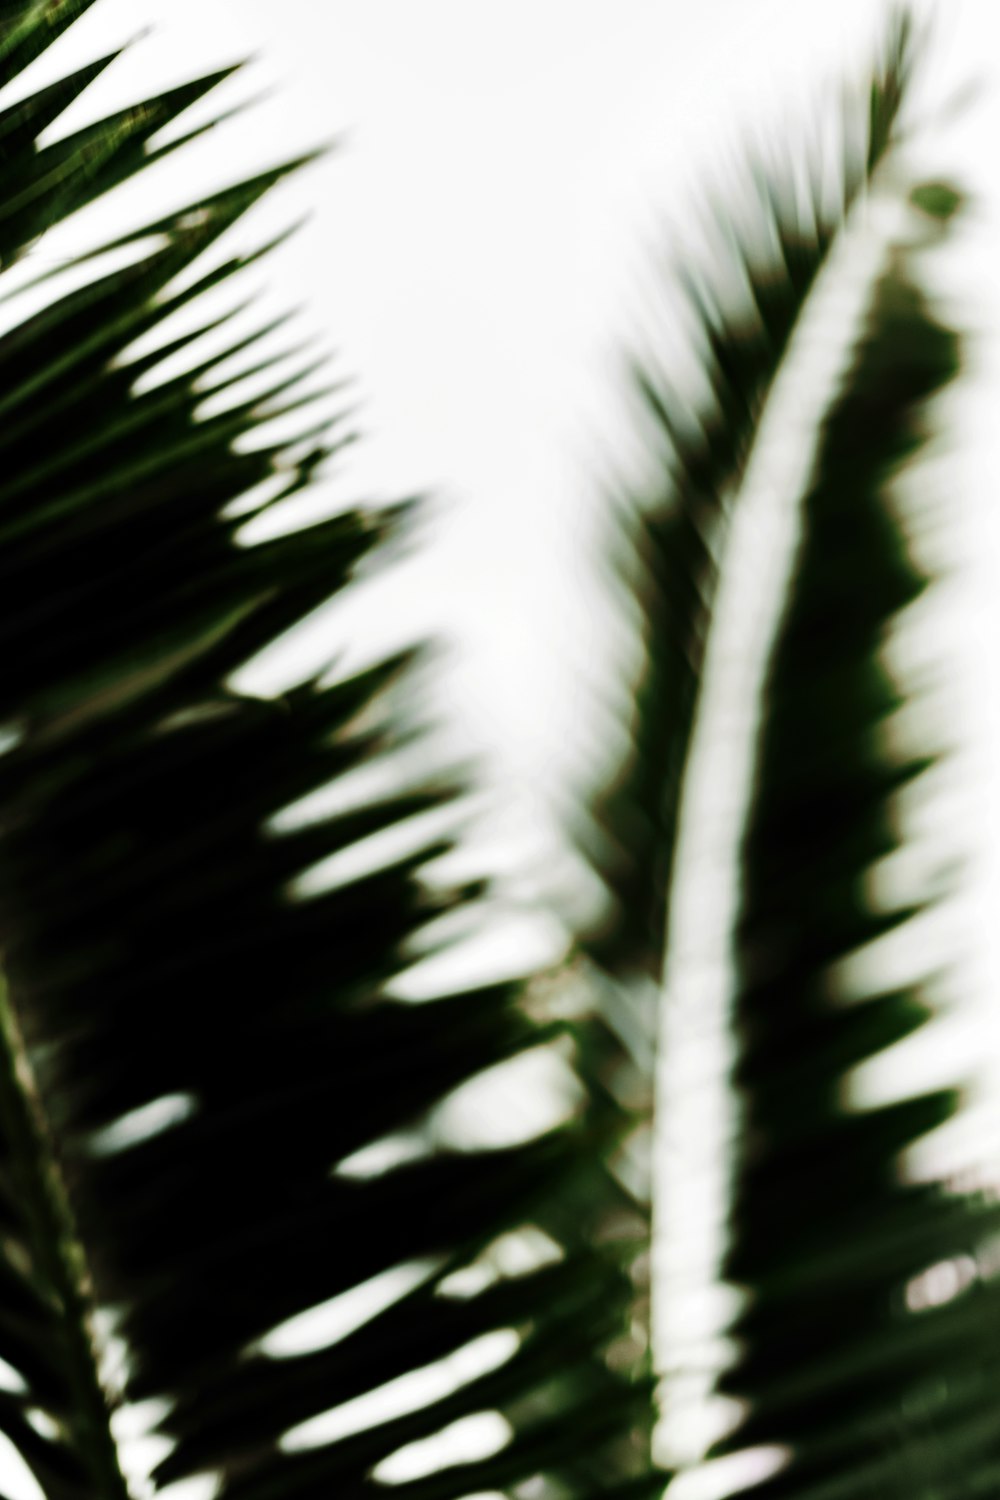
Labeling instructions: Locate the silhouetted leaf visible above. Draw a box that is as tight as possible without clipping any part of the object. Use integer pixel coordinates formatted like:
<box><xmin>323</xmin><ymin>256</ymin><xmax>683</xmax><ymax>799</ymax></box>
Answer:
<box><xmin>0</xmin><ymin>9</ymin><xmax>650</xmax><ymax>1500</ymax></box>
<box><xmin>713</xmin><ymin>215</ymin><xmax>1000</xmax><ymax>1500</ymax></box>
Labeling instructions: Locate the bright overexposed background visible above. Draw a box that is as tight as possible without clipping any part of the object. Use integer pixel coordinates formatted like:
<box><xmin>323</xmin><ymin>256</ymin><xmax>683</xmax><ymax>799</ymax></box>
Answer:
<box><xmin>7</xmin><ymin>2</ymin><xmax>1000</xmax><ymax>1497</ymax></box>
<box><xmin>23</xmin><ymin>0</ymin><xmax>992</xmax><ymax>999</ymax></box>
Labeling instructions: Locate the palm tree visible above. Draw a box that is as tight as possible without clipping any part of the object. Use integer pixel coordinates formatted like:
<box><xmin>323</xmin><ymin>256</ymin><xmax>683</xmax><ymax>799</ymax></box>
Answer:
<box><xmin>0</xmin><ymin>4</ymin><xmax>992</xmax><ymax>1500</ymax></box>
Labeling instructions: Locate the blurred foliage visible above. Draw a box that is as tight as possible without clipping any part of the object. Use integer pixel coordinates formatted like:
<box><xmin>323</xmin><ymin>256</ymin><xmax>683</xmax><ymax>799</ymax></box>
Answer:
<box><xmin>0</xmin><ymin>4</ymin><xmax>651</xmax><ymax>1499</ymax></box>
<box><xmin>712</xmin><ymin>239</ymin><xmax>1000</xmax><ymax>1499</ymax></box>
<box><xmin>578</xmin><ymin>7</ymin><xmax>1000</xmax><ymax>1498</ymax></box>
<box><xmin>577</xmin><ymin>13</ymin><xmax>918</xmax><ymax>991</ymax></box>
<box><xmin>0</xmin><ymin>5</ymin><xmax>992</xmax><ymax>1500</ymax></box>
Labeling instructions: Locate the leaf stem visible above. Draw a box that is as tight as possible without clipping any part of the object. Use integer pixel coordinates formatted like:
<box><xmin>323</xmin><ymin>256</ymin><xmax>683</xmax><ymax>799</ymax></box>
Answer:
<box><xmin>0</xmin><ymin>975</ymin><xmax>132</xmax><ymax>1500</ymax></box>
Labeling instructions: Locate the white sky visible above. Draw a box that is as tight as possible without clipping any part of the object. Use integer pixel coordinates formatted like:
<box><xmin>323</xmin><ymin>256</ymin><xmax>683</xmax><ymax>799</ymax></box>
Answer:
<box><xmin>23</xmin><ymin>0</ymin><xmax>994</xmax><ymax>872</ymax></box>
<box><xmin>38</xmin><ymin>0</ymin><xmax>947</xmax><ymax>781</ymax></box>
<box><xmin>8</xmin><ymin>3</ymin><xmax>1000</xmax><ymax>1497</ymax></box>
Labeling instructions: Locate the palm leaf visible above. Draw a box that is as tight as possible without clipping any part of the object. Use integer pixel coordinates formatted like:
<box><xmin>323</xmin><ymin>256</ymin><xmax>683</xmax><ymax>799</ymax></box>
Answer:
<box><xmin>568</xmin><ymin>30</ymin><xmax>923</xmax><ymax>1346</ymax></box>
<box><xmin>0</xmin><ymin>10</ymin><xmax>652</xmax><ymax>1499</ymax></box>
<box><xmin>711</xmin><ymin>218</ymin><xmax>1000</xmax><ymax>1497</ymax></box>
<box><xmin>565</xmin><ymin>19</ymin><xmax>922</xmax><ymax>1449</ymax></box>
<box><xmin>581</xmin><ymin>10</ymin><xmax>917</xmax><ymax>990</ymax></box>
<box><xmin>568</xmin><ymin>7</ymin><xmax>1000</xmax><ymax>1493</ymax></box>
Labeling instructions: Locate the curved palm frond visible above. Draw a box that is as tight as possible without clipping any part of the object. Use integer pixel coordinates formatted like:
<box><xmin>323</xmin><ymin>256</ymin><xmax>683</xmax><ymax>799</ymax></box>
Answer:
<box><xmin>566</xmin><ymin>6</ymin><xmax>999</xmax><ymax>1493</ymax></box>
<box><xmin>712</xmin><ymin>214</ymin><xmax>1000</xmax><ymax>1498</ymax></box>
<box><xmin>580</xmin><ymin>10</ymin><xmax>917</xmax><ymax>992</ymax></box>
<box><xmin>0</xmin><ymin>8</ymin><xmax>654</xmax><ymax>1499</ymax></box>
<box><xmin>566</xmin><ymin>18</ymin><xmax>923</xmax><ymax>1453</ymax></box>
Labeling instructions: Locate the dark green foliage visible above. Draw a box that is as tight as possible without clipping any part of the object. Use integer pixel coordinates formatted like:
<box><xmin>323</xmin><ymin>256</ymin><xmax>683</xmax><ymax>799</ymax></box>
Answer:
<box><xmin>0</xmin><ymin>8</ymin><xmax>651</xmax><ymax>1499</ymax></box>
<box><xmin>573</xmin><ymin>28</ymin><xmax>935</xmax><ymax>1466</ymax></box>
<box><xmin>713</xmin><ymin>244</ymin><xmax>1000</xmax><ymax>1499</ymax></box>
<box><xmin>0</xmin><ymin>5</ymin><xmax>993</xmax><ymax>1500</ymax></box>
<box><xmin>580</xmin><ymin>14</ymin><xmax>916</xmax><ymax>990</ymax></box>
<box><xmin>558</xmin><ymin>59</ymin><xmax>927</xmax><ymax>1470</ymax></box>
<box><xmin>575</xmin><ymin>8</ymin><xmax>1000</xmax><ymax>1497</ymax></box>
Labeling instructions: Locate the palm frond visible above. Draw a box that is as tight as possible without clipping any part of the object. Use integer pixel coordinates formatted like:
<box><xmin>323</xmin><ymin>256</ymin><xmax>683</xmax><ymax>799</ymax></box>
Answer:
<box><xmin>712</xmin><ymin>213</ymin><xmax>1000</xmax><ymax>1498</ymax></box>
<box><xmin>581</xmin><ymin>9</ymin><xmax>917</xmax><ymax>989</ymax></box>
<box><xmin>0</xmin><ymin>12</ymin><xmax>652</xmax><ymax>1500</ymax></box>
<box><xmin>565</xmin><ymin>21</ymin><xmax>922</xmax><ymax>1443</ymax></box>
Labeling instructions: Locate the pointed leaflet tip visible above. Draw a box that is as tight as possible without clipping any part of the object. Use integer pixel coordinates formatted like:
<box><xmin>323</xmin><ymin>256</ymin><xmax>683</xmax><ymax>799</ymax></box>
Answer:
<box><xmin>121</xmin><ymin>26</ymin><xmax>155</xmax><ymax>51</ymax></box>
